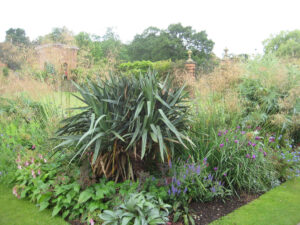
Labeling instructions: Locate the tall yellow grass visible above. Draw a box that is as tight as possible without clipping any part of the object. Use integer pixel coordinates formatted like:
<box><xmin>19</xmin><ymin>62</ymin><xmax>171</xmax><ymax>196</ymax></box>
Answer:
<box><xmin>0</xmin><ymin>75</ymin><xmax>53</xmax><ymax>100</ymax></box>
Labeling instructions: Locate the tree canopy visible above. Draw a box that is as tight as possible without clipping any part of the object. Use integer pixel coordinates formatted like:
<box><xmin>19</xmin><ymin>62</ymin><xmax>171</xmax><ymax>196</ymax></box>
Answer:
<box><xmin>127</xmin><ymin>23</ymin><xmax>215</xmax><ymax>71</ymax></box>
<box><xmin>5</xmin><ymin>28</ymin><xmax>29</xmax><ymax>46</ymax></box>
<box><xmin>263</xmin><ymin>30</ymin><xmax>300</xmax><ymax>58</ymax></box>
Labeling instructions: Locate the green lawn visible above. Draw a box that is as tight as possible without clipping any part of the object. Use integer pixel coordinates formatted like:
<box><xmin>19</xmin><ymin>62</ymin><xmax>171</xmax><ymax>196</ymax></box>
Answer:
<box><xmin>0</xmin><ymin>184</ymin><xmax>69</xmax><ymax>225</ymax></box>
<box><xmin>211</xmin><ymin>177</ymin><xmax>300</xmax><ymax>225</ymax></box>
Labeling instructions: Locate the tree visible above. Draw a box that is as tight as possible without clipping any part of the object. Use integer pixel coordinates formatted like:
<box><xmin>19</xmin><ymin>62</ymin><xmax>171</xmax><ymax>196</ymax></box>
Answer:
<box><xmin>127</xmin><ymin>23</ymin><xmax>215</xmax><ymax>72</ymax></box>
<box><xmin>0</xmin><ymin>42</ymin><xmax>24</xmax><ymax>70</ymax></box>
<box><xmin>263</xmin><ymin>30</ymin><xmax>300</xmax><ymax>58</ymax></box>
<box><xmin>5</xmin><ymin>28</ymin><xmax>29</xmax><ymax>46</ymax></box>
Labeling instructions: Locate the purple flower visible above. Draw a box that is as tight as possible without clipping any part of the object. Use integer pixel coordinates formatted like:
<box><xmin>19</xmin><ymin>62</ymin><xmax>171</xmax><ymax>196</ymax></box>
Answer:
<box><xmin>220</xmin><ymin>143</ymin><xmax>224</xmax><ymax>148</ymax></box>
<box><xmin>246</xmin><ymin>154</ymin><xmax>250</xmax><ymax>158</ymax></box>
<box><xmin>223</xmin><ymin>173</ymin><xmax>227</xmax><ymax>177</ymax></box>
<box><xmin>211</xmin><ymin>186</ymin><xmax>216</xmax><ymax>193</ymax></box>
<box><xmin>214</xmin><ymin>167</ymin><xmax>218</xmax><ymax>171</ymax></box>
<box><xmin>196</xmin><ymin>166</ymin><xmax>201</xmax><ymax>175</ymax></box>
<box><xmin>234</xmin><ymin>140</ymin><xmax>239</xmax><ymax>143</ymax></box>
<box><xmin>255</xmin><ymin>136</ymin><xmax>260</xmax><ymax>140</ymax></box>
<box><xmin>226</xmin><ymin>138</ymin><xmax>229</xmax><ymax>142</ymax></box>
<box><xmin>269</xmin><ymin>137</ymin><xmax>275</xmax><ymax>142</ymax></box>
<box><xmin>241</xmin><ymin>131</ymin><xmax>246</xmax><ymax>135</ymax></box>
<box><xmin>177</xmin><ymin>180</ymin><xmax>181</xmax><ymax>186</ymax></box>
<box><xmin>252</xmin><ymin>143</ymin><xmax>256</xmax><ymax>147</ymax></box>
<box><xmin>171</xmin><ymin>185</ymin><xmax>176</xmax><ymax>195</ymax></box>
<box><xmin>237</xmin><ymin>126</ymin><xmax>241</xmax><ymax>129</ymax></box>
<box><xmin>248</xmin><ymin>141</ymin><xmax>252</xmax><ymax>146</ymax></box>
<box><xmin>183</xmin><ymin>174</ymin><xmax>186</xmax><ymax>179</ymax></box>
<box><xmin>183</xmin><ymin>187</ymin><xmax>188</xmax><ymax>193</ymax></box>
<box><xmin>218</xmin><ymin>132</ymin><xmax>222</xmax><ymax>136</ymax></box>
<box><xmin>168</xmin><ymin>189</ymin><xmax>171</xmax><ymax>195</ymax></box>
<box><xmin>31</xmin><ymin>145</ymin><xmax>36</xmax><ymax>150</ymax></box>
<box><xmin>252</xmin><ymin>154</ymin><xmax>256</xmax><ymax>159</ymax></box>
<box><xmin>263</xmin><ymin>152</ymin><xmax>267</xmax><ymax>157</ymax></box>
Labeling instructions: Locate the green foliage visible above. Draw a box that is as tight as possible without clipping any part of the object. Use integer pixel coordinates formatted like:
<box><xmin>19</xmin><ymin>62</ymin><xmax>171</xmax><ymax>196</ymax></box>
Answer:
<box><xmin>240</xmin><ymin>54</ymin><xmax>300</xmax><ymax>142</ymax></box>
<box><xmin>0</xmin><ymin>96</ymin><xmax>61</xmax><ymax>183</ymax></box>
<box><xmin>191</xmin><ymin>125</ymin><xmax>282</xmax><ymax>193</ymax></box>
<box><xmin>99</xmin><ymin>192</ymin><xmax>171</xmax><ymax>225</ymax></box>
<box><xmin>127</xmin><ymin>23</ymin><xmax>215</xmax><ymax>72</ymax></box>
<box><xmin>5</xmin><ymin>28</ymin><xmax>30</xmax><ymax>46</ymax></box>
<box><xmin>263</xmin><ymin>30</ymin><xmax>300</xmax><ymax>58</ymax></box>
<box><xmin>118</xmin><ymin>60</ymin><xmax>172</xmax><ymax>78</ymax></box>
<box><xmin>12</xmin><ymin>153</ymin><xmax>114</xmax><ymax>222</ymax></box>
<box><xmin>55</xmin><ymin>72</ymin><xmax>192</xmax><ymax>180</ymax></box>
<box><xmin>0</xmin><ymin>42</ymin><xmax>24</xmax><ymax>70</ymax></box>
<box><xmin>2</xmin><ymin>67</ymin><xmax>9</xmax><ymax>77</ymax></box>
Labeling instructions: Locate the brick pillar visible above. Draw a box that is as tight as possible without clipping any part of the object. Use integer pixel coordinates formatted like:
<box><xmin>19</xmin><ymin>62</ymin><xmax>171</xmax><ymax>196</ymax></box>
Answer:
<box><xmin>185</xmin><ymin>50</ymin><xmax>196</xmax><ymax>78</ymax></box>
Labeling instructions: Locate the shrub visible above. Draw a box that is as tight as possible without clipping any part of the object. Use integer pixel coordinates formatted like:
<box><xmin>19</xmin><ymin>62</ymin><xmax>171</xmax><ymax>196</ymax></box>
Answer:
<box><xmin>118</xmin><ymin>60</ymin><xmax>172</xmax><ymax>78</ymax></box>
<box><xmin>190</xmin><ymin>125</ymin><xmax>282</xmax><ymax>193</ymax></box>
<box><xmin>239</xmin><ymin>54</ymin><xmax>300</xmax><ymax>142</ymax></box>
<box><xmin>54</xmin><ymin>72</ymin><xmax>193</xmax><ymax>181</ymax></box>
<box><xmin>2</xmin><ymin>67</ymin><xmax>9</xmax><ymax>77</ymax></box>
<box><xmin>99</xmin><ymin>192</ymin><xmax>170</xmax><ymax>225</ymax></box>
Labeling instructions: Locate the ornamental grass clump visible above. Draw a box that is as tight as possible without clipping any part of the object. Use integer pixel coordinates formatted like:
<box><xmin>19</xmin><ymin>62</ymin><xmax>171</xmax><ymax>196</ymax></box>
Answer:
<box><xmin>54</xmin><ymin>72</ymin><xmax>192</xmax><ymax>181</ymax></box>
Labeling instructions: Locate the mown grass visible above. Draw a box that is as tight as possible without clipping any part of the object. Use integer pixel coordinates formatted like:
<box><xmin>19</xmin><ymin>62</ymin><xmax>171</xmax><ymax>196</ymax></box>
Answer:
<box><xmin>0</xmin><ymin>184</ymin><xmax>69</xmax><ymax>225</ymax></box>
<box><xmin>211</xmin><ymin>177</ymin><xmax>300</xmax><ymax>225</ymax></box>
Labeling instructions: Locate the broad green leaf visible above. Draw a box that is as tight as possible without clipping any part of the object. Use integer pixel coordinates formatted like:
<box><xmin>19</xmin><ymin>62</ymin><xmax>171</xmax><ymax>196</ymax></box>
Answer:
<box><xmin>78</xmin><ymin>188</ymin><xmax>94</xmax><ymax>203</ymax></box>
<box><xmin>52</xmin><ymin>205</ymin><xmax>62</xmax><ymax>217</ymax></box>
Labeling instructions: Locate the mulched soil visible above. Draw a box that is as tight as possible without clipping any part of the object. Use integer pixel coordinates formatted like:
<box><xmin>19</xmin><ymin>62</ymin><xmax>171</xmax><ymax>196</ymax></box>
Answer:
<box><xmin>69</xmin><ymin>220</ymin><xmax>86</xmax><ymax>225</ymax></box>
<box><xmin>187</xmin><ymin>192</ymin><xmax>261</xmax><ymax>225</ymax></box>
<box><xmin>69</xmin><ymin>192</ymin><xmax>260</xmax><ymax>225</ymax></box>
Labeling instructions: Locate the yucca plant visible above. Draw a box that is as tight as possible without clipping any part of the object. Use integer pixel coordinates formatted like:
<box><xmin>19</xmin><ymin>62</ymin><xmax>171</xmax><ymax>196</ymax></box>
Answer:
<box><xmin>54</xmin><ymin>71</ymin><xmax>193</xmax><ymax>181</ymax></box>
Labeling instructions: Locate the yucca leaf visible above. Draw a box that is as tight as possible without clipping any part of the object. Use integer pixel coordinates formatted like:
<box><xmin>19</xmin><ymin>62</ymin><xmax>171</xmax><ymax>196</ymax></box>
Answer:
<box><xmin>92</xmin><ymin>139</ymin><xmax>102</xmax><ymax>164</ymax></box>
<box><xmin>134</xmin><ymin>101</ymin><xmax>144</xmax><ymax>120</ymax></box>
<box><xmin>141</xmin><ymin>129</ymin><xmax>148</xmax><ymax>159</ymax></box>
<box><xmin>156</xmin><ymin>126</ymin><xmax>165</xmax><ymax>162</ymax></box>
<box><xmin>158</xmin><ymin>109</ymin><xmax>186</xmax><ymax>148</ymax></box>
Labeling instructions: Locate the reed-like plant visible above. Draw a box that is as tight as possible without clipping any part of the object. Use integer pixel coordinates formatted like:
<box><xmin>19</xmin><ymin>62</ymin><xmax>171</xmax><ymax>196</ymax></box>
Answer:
<box><xmin>54</xmin><ymin>72</ymin><xmax>192</xmax><ymax>181</ymax></box>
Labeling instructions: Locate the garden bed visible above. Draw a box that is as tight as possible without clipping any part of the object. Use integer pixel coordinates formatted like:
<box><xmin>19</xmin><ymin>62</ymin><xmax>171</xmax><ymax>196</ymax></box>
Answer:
<box><xmin>190</xmin><ymin>193</ymin><xmax>260</xmax><ymax>225</ymax></box>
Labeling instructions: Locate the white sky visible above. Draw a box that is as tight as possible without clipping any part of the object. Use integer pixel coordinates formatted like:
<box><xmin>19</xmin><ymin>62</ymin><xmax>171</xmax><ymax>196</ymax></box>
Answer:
<box><xmin>0</xmin><ymin>0</ymin><xmax>299</xmax><ymax>57</ymax></box>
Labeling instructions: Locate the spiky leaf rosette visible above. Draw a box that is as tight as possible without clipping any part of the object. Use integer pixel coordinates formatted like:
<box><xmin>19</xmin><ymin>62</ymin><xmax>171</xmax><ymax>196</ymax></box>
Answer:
<box><xmin>55</xmin><ymin>72</ymin><xmax>193</xmax><ymax>180</ymax></box>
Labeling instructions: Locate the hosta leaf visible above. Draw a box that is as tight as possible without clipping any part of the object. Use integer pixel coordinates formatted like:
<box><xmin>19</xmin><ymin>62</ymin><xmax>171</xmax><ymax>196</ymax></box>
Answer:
<box><xmin>121</xmin><ymin>216</ymin><xmax>133</xmax><ymax>225</ymax></box>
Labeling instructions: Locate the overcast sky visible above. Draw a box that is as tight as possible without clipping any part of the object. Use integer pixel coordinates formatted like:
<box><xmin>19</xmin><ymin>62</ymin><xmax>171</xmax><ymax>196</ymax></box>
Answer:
<box><xmin>0</xmin><ymin>0</ymin><xmax>299</xmax><ymax>57</ymax></box>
